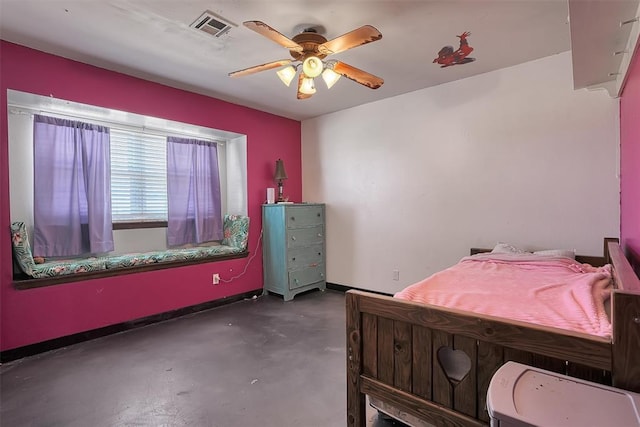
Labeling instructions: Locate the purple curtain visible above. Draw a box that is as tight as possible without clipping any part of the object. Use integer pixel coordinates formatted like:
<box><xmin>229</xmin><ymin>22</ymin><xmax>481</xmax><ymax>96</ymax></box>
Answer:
<box><xmin>166</xmin><ymin>137</ymin><xmax>223</xmax><ymax>246</ymax></box>
<box><xmin>33</xmin><ymin>115</ymin><xmax>114</xmax><ymax>257</ymax></box>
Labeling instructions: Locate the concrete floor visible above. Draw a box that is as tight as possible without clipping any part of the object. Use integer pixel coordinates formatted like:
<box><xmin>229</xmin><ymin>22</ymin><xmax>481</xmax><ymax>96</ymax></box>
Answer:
<box><xmin>1</xmin><ymin>289</ymin><xmax>406</xmax><ymax>427</ymax></box>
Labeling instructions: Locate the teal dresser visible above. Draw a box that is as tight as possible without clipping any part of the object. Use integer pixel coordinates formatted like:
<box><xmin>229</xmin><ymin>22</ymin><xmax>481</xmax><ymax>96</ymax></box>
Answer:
<box><xmin>262</xmin><ymin>203</ymin><xmax>326</xmax><ymax>301</ymax></box>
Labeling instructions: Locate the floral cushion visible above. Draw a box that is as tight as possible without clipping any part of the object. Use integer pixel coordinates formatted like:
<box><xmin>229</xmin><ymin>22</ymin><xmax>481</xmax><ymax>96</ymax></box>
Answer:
<box><xmin>10</xmin><ymin>222</ymin><xmax>37</xmax><ymax>277</ymax></box>
<box><xmin>12</xmin><ymin>215</ymin><xmax>249</xmax><ymax>279</ymax></box>
<box><xmin>31</xmin><ymin>258</ymin><xmax>107</xmax><ymax>278</ymax></box>
<box><xmin>199</xmin><ymin>245</ymin><xmax>243</xmax><ymax>256</ymax></box>
<box><xmin>221</xmin><ymin>214</ymin><xmax>250</xmax><ymax>250</ymax></box>
<box><xmin>103</xmin><ymin>252</ymin><xmax>158</xmax><ymax>269</ymax></box>
<box><xmin>103</xmin><ymin>245</ymin><xmax>242</xmax><ymax>269</ymax></box>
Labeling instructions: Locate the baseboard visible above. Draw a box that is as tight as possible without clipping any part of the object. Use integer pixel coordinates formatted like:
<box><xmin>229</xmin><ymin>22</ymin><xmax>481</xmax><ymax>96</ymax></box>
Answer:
<box><xmin>0</xmin><ymin>288</ymin><xmax>263</xmax><ymax>363</ymax></box>
<box><xmin>326</xmin><ymin>282</ymin><xmax>352</xmax><ymax>293</ymax></box>
<box><xmin>326</xmin><ymin>282</ymin><xmax>393</xmax><ymax>297</ymax></box>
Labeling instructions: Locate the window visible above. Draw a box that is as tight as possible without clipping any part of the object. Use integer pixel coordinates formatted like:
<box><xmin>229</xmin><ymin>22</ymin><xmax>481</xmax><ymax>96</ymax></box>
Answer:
<box><xmin>110</xmin><ymin>129</ymin><xmax>167</xmax><ymax>223</ymax></box>
<box><xmin>8</xmin><ymin>89</ymin><xmax>247</xmax><ymax>255</ymax></box>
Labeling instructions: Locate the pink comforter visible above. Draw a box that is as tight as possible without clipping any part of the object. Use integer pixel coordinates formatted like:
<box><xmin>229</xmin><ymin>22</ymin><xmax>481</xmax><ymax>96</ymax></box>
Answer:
<box><xmin>394</xmin><ymin>254</ymin><xmax>612</xmax><ymax>338</ymax></box>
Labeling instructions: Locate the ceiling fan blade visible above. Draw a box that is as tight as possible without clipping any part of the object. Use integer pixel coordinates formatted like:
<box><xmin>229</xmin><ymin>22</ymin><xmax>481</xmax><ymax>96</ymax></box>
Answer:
<box><xmin>229</xmin><ymin>59</ymin><xmax>292</xmax><ymax>78</ymax></box>
<box><xmin>332</xmin><ymin>61</ymin><xmax>384</xmax><ymax>89</ymax></box>
<box><xmin>297</xmin><ymin>73</ymin><xmax>312</xmax><ymax>100</ymax></box>
<box><xmin>318</xmin><ymin>25</ymin><xmax>382</xmax><ymax>55</ymax></box>
<box><xmin>243</xmin><ymin>21</ymin><xmax>303</xmax><ymax>52</ymax></box>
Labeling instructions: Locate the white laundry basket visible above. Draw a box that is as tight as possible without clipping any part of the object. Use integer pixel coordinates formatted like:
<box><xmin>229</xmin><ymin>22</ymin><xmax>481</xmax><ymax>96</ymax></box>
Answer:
<box><xmin>487</xmin><ymin>361</ymin><xmax>640</xmax><ymax>427</ymax></box>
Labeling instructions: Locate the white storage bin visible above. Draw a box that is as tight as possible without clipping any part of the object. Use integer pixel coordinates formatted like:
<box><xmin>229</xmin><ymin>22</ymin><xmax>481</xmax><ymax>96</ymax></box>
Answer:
<box><xmin>487</xmin><ymin>361</ymin><xmax>640</xmax><ymax>426</ymax></box>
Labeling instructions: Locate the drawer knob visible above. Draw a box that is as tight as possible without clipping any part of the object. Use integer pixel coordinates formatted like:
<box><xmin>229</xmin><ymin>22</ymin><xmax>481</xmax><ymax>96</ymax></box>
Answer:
<box><xmin>290</xmin><ymin>216</ymin><xmax>295</xmax><ymax>221</ymax></box>
<box><xmin>317</xmin><ymin>233</ymin><xmax>322</xmax><ymax>237</ymax></box>
<box><xmin>291</xmin><ymin>236</ymin><xmax>296</xmax><ymax>241</ymax></box>
<box><xmin>292</xmin><ymin>257</ymin><xmax>296</xmax><ymax>261</ymax></box>
<box><xmin>317</xmin><ymin>213</ymin><xmax>321</xmax><ymax>217</ymax></box>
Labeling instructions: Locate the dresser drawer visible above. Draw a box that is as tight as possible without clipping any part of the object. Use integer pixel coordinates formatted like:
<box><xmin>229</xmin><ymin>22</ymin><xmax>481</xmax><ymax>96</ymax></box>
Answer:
<box><xmin>289</xmin><ymin>265</ymin><xmax>325</xmax><ymax>290</ymax></box>
<box><xmin>286</xmin><ymin>226</ymin><xmax>324</xmax><ymax>248</ymax></box>
<box><xmin>286</xmin><ymin>205</ymin><xmax>324</xmax><ymax>228</ymax></box>
<box><xmin>287</xmin><ymin>245</ymin><xmax>324</xmax><ymax>270</ymax></box>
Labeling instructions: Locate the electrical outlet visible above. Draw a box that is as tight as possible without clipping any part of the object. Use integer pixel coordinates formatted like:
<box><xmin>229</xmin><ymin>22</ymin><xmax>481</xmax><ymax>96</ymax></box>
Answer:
<box><xmin>212</xmin><ymin>273</ymin><xmax>220</xmax><ymax>285</ymax></box>
<box><xmin>393</xmin><ymin>270</ymin><xmax>400</xmax><ymax>281</ymax></box>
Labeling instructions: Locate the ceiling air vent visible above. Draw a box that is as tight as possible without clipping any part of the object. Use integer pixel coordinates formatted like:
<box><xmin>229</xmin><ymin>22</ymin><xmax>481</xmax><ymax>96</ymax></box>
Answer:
<box><xmin>190</xmin><ymin>11</ymin><xmax>237</xmax><ymax>37</ymax></box>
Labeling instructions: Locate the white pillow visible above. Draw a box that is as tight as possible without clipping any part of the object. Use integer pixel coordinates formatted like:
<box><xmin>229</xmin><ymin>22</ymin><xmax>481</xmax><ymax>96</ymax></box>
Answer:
<box><xmin>491</xmin><ymin>242</ymin><xmax>527</xmax><ymax>254</ymax></box>
<box><xmin>533</xmin><ymin>249</ymin><xmax>576</xmax><ymax>259</ymax></box>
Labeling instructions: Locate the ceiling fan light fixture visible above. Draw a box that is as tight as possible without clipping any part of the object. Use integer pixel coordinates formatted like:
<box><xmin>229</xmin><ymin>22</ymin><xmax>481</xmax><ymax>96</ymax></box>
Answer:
<box><xmin>300</xmin><ymin>77</ymin><xmax>316</xmax><ymax>95</ymax></box>
<box><xmin>276</xmin><ymin>65</ymin><xmax>297</xmax><ymax>86</ymax></box>
<box><xmin>322</xmin><ymin>67</ymin><xmax>341</xmax><ymax>89</ymax></box>
<box><xmin>302</xmin><ymin>56</ymin><xmax>323</xmax><ymax>78</ymax></box>
<box><xmin>229</xmin><ymin>21</ymin><xmax>384</xmax><ymax>98</ymax></box>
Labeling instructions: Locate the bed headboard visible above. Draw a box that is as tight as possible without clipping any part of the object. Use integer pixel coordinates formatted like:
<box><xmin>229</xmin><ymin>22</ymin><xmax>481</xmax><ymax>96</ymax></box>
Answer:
<box><xmin>470</xmin><ymin>238</ymin><xmax>618</xmax><ymax>267</ymax></box>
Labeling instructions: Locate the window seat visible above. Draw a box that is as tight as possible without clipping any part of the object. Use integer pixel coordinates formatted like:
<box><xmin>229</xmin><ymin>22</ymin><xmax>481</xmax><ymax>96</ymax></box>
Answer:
<box><xmin>11</xmin><ymin>215</ymin><xmax>249</xmax><ymax>290</ymax></box>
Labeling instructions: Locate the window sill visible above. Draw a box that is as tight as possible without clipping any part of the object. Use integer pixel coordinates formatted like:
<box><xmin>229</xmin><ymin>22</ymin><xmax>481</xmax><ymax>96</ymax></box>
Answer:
<box><xmin>112</xmin><ymin>221</ymin><xmax>167</xmax><ymax>230</ymax></box>
<box><xmin>13</xmin><ymin>250</ymin><xmax>249</xmax><ymax>290</ymax></box>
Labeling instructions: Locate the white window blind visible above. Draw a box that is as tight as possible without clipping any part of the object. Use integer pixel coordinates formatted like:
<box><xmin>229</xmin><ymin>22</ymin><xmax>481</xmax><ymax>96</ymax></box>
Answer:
<box><xmin>110</xmin><ymin>129</ymin><xmax>167</xmax><ymax>222</ymax></box>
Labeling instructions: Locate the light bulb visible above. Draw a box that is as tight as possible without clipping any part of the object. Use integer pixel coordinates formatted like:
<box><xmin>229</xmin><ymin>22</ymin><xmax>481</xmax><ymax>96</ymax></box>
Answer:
<box><xmin>321</xmin><ymin>68</ymin><xmax>341</xmax><ymax>89</ymax></box>
<box><xmin>276</xmin><ymin>65</ymin><xmax>296</xmax><ymax>87</ymax></box>
<box><xmin>302</xmin><ymin>56</ymin><xmax>323</xmax><ymax>78</ymax></box>
<box><xmin>299</xmin><ymin>77</ymin><xmax>316</xmax><ymax>95</ymax></box>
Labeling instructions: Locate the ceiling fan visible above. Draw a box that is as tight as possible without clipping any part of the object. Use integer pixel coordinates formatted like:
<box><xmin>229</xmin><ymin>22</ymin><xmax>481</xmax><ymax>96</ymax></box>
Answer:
<box><xmin>229</xmin><ymin>21</ymin><xmax>384</xmax><ymax>99</ymax></box>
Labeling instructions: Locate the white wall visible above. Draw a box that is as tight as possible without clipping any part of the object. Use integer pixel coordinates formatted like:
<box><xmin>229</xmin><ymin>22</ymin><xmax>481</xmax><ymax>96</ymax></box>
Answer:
<box><xmin>302</xmin><ymin>52</ymin><xmax>620</xmax><ymax>294</ymax></box>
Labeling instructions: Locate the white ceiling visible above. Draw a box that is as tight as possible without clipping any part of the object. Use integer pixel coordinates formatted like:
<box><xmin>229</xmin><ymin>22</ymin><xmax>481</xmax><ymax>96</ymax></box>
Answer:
<box><xmin>0</xmin><ymin>1</ymin><xmax>574</xmax><ymax>120</ymax></box>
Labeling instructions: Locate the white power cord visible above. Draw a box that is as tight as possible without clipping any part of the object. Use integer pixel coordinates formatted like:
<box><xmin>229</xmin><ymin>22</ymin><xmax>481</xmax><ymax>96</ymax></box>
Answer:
<box><xmin>219</xmin><ymin>229</ymin><xmax>263</xmax><ymax>283</ymax></box>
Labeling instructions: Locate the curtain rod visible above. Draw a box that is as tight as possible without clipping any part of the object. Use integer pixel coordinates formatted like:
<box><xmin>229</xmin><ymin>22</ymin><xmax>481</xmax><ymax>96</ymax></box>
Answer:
<box><xmin>8</xmin><ymin>104</ymin><xmax>226</xmax><ymax>145</ymax></box>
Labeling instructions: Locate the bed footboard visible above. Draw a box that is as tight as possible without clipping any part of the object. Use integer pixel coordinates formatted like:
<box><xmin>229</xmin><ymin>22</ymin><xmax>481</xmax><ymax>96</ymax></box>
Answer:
<box><xmin>346</xmin><ymin>291</ymin><xmax>613</xmax><ymax>427</ymax></box>
<box><xmin>347</xmin><ymin>242</ymin><xmax>640</xmax><ymax>427</ymax></box>
<box><xmin>609</xmin><ymin>241</ymin><xmax>640</xmax><ymax>391</ymax></box>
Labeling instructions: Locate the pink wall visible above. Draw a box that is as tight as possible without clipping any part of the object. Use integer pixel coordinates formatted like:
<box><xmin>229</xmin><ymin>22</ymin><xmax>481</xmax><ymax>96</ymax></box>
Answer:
<box><xmin>0</xmin><ymin>41</ymin><xmax>302</xmax><ymax>351</ymax></box>
<box><xmin>620</xmin><ymin>46</ymin><xmax>640</xmax><ymax>259</ymax></box>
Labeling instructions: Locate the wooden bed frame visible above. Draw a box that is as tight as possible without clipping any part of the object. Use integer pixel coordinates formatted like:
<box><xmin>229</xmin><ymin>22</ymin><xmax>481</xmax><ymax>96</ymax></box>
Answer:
<box><xmin>346</xmin><ymin>240</ymin><xmax>640</xmax><ymax>426</ymax></box>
